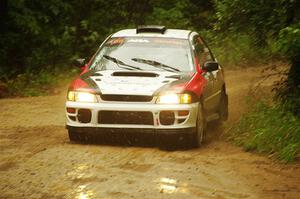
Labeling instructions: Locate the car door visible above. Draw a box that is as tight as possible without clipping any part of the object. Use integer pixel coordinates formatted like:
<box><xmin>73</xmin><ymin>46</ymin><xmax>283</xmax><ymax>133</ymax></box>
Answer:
<box><xmin>193</xmin><ymin>36</ymin><xmax>215</xmax><ymax>113</ymax></box>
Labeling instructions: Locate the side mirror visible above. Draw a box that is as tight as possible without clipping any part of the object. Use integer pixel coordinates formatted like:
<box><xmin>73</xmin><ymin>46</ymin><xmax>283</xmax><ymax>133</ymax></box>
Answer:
<box><xmin>203</xmin><ymin>61</ymin><xmax>219</xmax><ymax>72</ymax></box>
<box><xmin>73</xmin><ymin>58</ymin><xmax>86</xmax><ymax>68</ymax></box>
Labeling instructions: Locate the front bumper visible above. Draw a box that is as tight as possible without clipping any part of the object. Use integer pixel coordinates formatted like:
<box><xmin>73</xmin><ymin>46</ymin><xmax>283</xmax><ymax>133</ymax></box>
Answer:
<box><xmin>66</xmin><ymin>101</ymin><xmax>199</xmax><ymax>132</ymax></box>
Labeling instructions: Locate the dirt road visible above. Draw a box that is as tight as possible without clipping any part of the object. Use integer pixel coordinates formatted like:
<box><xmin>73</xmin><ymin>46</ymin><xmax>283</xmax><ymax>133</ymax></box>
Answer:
<box><xmin>1</xmin><ymin>67</ymin><xmax>300</xmax><ymax>199</ymax></box>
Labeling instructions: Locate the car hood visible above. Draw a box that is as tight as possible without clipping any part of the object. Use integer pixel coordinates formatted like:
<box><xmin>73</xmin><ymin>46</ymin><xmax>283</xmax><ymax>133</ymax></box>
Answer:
<box><xmin>83</xmin><ymin>70</ymin><xmax>193</xmax><ymax>96</ymax></box>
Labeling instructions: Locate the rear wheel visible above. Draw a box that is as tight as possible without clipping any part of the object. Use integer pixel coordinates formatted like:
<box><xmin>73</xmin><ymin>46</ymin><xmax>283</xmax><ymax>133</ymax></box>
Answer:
<box><xmin>218</xmin><ymin>89</ymin><xmax>228</xmax><ymax>122</ymax></box>
<box><xmin>194</xmin><ymin>102</ymin><xmax>207</xmax><ymax>147</ymax></box>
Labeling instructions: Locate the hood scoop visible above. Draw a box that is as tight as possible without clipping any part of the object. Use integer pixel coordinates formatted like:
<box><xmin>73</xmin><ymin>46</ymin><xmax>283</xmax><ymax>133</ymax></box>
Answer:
<box><xmin>111</xmin><ymin>71</ymin><xmax>159</xmax><ymax>77</ymax></box>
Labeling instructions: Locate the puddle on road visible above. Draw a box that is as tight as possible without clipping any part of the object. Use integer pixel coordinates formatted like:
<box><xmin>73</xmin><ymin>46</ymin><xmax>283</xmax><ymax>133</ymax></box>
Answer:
<box><xmin>158</xmin><ymin>177</ymin><xmax>178</xmax><ymax>193</ymax></box>
<box><xmin>0</xmin><ymin>145</ymin><xmax>256</xmax><ymax>199</ymax></box>
<box><xmin>67</xmin><ymin>163</ymin><xmax>91</xmax><ymax>180</ymax></box>
<box><xmin>66</xmin><ymin>164</ymin><xmax>96</xmax><ymax>199</ymax></box>
<box><xmin>74</xmin><ymin>185</ymin><xmax>94</xmax><ymax>199</ymax></box>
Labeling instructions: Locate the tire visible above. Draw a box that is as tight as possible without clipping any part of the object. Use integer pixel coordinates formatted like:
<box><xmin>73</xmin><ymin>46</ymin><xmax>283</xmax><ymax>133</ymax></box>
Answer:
<box><xmin>218</xmin><ymin>90</ymin><xmax>228</xmax><ymax>122</ymax></box>
<box><xmin>194</xmin><ymin>102</ymin><xmax>207</xmax><ymax>147</ymax></box>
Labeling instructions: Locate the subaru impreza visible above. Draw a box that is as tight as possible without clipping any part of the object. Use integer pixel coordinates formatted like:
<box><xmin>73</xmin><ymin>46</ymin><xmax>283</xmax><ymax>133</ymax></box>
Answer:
<box><xmin>66</xmin><ymin>26</ymin><xmax>228</xmax><ymax>146</ymax></box>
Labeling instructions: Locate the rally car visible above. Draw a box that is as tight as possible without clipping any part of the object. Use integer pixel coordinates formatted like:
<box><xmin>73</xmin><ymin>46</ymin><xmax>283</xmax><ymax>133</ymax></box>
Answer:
<box><xmin>66</xmin><ymin>26</ymin><xmax>228</xmax><ymax>146</ymax></box>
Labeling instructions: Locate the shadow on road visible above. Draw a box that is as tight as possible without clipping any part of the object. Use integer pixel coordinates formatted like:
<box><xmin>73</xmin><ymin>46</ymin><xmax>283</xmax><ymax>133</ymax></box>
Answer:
<box><xmin>68</xmin><ymin>121</ymin><xmax>226</xmax><ymax>151</ymax></box>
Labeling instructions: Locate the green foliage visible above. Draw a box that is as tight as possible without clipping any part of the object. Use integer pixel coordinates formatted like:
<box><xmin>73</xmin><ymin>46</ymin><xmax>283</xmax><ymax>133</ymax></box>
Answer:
<box><xmin>275</xmin><ymin>25</ymin><xmax>300</xmax><ymax>115</ymax></box>
<box><xmin>213</xmin><ymin>0</ymin><xmax>300</xmax><ymax>66</ymax></box>
<box><xmin>229</xmin><ymin>101</ymin><xmax>300</xmax><ymax>162</ymax></box>
<box><xmin>0</xmin><ymin>0</ymin><xmax>74</xmax><ymax>77</ymax></box>
<box><xmin>2</xmin><ymin>66</ymin><xmax>78</xmax><ymax>97</ymax></box>
<box><xmin>204</xmin><ymin>32</ymin><xmax>272</xmax><ymax>67</ymax></box>
<box><xmin>146</xmin><ymin>1</ymin><xmax>190</xmax><ymax>28</ymax></box>
<box><xmin>277</xmin><ymin>25</ymin><xmax>300</xmax><ymax>60</ymax></box>
<box><xmin>214</xmin><ymin>0</ymin><xmax>300</xmax><ymax>45</ymax></box>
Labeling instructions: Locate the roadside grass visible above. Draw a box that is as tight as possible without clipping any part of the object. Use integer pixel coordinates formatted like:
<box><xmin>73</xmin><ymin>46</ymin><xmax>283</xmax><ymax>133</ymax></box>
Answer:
<box><xmin>0</xmin><ymin>67</ymin><xmax>79</xmax><ymax>98</ymax></box>
<box><xmin>228</xmin><ymin>100</ymin><xmax>300</xmax><ymax>162</ymax></box>
<box><xmin>204</xmin><ymin>31</ymin><xmax>300</xmax><ymax>162</ymax></box>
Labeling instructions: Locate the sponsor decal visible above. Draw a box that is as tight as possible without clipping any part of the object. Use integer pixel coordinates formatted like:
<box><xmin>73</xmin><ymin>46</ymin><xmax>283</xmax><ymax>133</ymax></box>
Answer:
<box><xmin>152</xmin><ymin>38</ymin><xmax>186</xmax><ymax>46</ymax></box>
<box><xmin>127</xmin><ymin>38</ymin><xmax>149</xmax><ymax>43</ymax></box>
<box><xmin>106</xmin><ymin>38</ymin><xmax>125</xmax><ymax>46</ymax></box>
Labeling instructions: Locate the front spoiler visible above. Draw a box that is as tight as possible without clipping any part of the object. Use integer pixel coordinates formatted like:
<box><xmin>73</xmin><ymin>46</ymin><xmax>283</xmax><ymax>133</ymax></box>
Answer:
<box><xmin>66</xmin><ymin>126</ymin><xmax>196</xmax><ymax>135</ymax></box>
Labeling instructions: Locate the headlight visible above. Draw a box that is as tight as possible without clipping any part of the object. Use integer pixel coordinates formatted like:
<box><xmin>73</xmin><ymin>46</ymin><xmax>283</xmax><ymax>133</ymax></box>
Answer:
<box><xmin>156</xmin><ymin>93</ymin><xmax>191</xmax><ymax>104</ymax></box>
<box><xmin>67</xmin><ymin>91</ymin><xmax>97</xmax><ymax>103</ymax></box>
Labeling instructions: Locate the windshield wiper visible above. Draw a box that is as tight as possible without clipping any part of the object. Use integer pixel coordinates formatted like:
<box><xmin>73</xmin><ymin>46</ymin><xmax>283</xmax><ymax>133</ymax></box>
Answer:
<box><xmin>131</xmin><ymin>58</ymin><xmax>180</xmax><ymax>72</ymax></box>
<box><xmin>103</xmin><ymin>55</ymin><xmax>142</xmax><ymax>71</ymax></box>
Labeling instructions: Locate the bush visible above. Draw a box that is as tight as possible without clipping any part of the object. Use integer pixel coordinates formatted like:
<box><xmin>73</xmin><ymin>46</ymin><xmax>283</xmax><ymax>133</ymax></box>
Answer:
<box><xmin>229</xmin><ymin>101</ymin><xmax>300</xmax><ymax>162</ymax></box>
<box><xmin>201</xmin><ymin>32</ymin><xmax>273</xmax><ymax>67</ymax></box>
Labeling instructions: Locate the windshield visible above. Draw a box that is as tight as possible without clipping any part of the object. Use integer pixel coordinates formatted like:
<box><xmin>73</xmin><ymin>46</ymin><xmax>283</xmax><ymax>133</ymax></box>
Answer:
<box><xmin>89</xmin><ymin>37</ymin><xmax>194</xmax><ymax>72</ymax></box>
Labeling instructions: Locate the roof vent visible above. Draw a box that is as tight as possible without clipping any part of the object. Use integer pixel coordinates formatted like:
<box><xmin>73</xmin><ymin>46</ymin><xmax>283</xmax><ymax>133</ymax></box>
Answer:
<box><xmin>136</xmin><ymin>25</ymin><xmax>166</xmax><ymax>34</ymax></box>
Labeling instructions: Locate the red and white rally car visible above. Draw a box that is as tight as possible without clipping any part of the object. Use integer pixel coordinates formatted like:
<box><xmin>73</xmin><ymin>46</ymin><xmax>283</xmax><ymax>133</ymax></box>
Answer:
<box><xmin>66</xmin><ymin>26</ymin><xmax>228</xmax><ymax>146</ymax></box>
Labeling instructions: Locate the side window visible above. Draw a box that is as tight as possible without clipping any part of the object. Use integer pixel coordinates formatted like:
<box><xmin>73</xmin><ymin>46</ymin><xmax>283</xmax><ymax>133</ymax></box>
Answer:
<box><xmin>193</xmin><ymin>36</ymin><xmax>213</xmax><ymax>67</ymax></box>
<box><xmin>204</xmin><ymin>46</ymin><xmax>213</xmax><ymax>62</ymax></box>
<box><xmin>193</xmin><ymin>36</ymin><xmax>204</xmax><ymax>66</ymax></box>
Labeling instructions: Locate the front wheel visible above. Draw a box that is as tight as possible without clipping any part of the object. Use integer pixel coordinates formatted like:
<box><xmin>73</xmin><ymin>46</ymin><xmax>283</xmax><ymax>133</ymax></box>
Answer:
<box><xmin>68</xmin><ymin>129</ymin><xmax>79</xmax><ymax>142</ymax></box>
<box><xmin>193</xmin><ymin>102</ymin><xmax>207</xmax><ymax>147</ymax></box>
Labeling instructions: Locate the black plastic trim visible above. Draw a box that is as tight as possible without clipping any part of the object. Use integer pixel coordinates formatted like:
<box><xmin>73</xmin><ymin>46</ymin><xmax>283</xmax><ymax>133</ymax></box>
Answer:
<box><xmin>136</xmin><ymin>25</ymin><xmax>166</xmax><ymax>34</ymax></box>
<box><xmin>66</xmin><ymin>126</ymin><xmax>196</xmax><ymax>135</ymax></box>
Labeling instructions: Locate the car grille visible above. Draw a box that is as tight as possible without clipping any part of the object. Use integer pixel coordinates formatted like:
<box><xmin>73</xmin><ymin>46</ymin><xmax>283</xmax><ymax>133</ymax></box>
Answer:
<box><xmin>100</xmin><ymin>94</ymin><xmax>153</xmax><ymax>102</ymax></box>
<box><xmin>98</xmin><ymin>111</ymin><xmax>154</xmax><ymax>125</ymax></box>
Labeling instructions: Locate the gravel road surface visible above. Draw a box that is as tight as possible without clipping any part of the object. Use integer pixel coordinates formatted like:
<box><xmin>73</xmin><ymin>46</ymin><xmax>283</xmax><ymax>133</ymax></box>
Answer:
<box><xmin>1</xmin><ymin>67</ymin><xmax>300</xmax><ymax>199</ymax></box>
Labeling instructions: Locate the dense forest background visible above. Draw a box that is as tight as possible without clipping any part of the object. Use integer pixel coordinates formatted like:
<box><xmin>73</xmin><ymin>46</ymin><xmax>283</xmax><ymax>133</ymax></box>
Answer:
<box><xmin>0</xmin><ymin>0</ymin><xmax>300</xmax><ymax>161</ymax></box>
<box><xmin>1</xmin><ymin>0</ymin><xmax>299</xmax><ymax>80</ymax></box>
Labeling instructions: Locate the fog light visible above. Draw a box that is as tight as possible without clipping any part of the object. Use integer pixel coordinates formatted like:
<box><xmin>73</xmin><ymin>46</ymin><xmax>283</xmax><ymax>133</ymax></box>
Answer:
<box><xmin>77</xmin><ymin>109</ymin><xmax>91</xmax><ymax>123</ymax></box>
<box><xmin>159</xmin><ymin>111</ymin><xmax>175</xmax><ymax>125</ymax></box>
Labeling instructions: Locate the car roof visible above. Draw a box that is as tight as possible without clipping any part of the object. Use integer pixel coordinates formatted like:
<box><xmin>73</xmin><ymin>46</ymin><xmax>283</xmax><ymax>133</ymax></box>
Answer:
<box><xmin>111</xmin><ymin>28</ymin><xmax>192</xmax><ymax>39</ymax></box>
